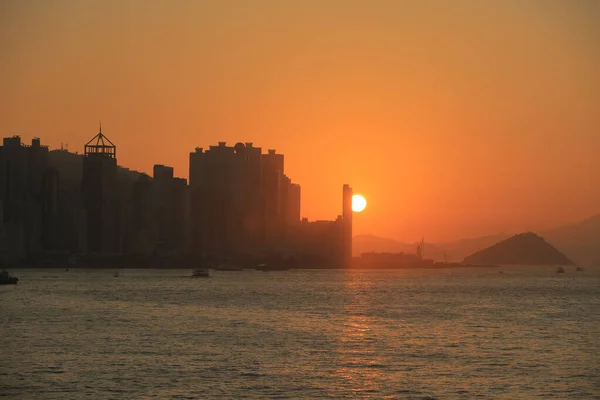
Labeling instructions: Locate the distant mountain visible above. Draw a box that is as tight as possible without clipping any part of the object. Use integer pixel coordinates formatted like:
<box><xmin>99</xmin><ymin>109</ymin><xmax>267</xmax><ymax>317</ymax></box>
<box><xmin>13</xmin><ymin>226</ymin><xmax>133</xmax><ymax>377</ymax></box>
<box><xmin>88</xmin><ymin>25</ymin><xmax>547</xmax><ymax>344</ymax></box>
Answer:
<box><xmin>352</xmin><ymin>233</ymin><xmax>508</xmax><ymax>262</ymax></box>
<box><xmin>541</xmin><ymin>214</ymin><xmax>600</xmax><ymax>266</ymax></box>
<box><xmin>435</xmin><ymin>233</ymin><xmax>510</xmax><ymax>262</ymax></box>
<box><xmin>353</xmin><ymin>214</ymin><xmax>600</xmax><ymax>265</ymax></box>
<box><xmin>463</xmin><ymin>232</ymin><xmax>575</xmax><ymax>266</ymax></box>
<box><xmin>352</xmin><ymin>234</ymin><xmax>417</xmax><ymax>256</ymax></box>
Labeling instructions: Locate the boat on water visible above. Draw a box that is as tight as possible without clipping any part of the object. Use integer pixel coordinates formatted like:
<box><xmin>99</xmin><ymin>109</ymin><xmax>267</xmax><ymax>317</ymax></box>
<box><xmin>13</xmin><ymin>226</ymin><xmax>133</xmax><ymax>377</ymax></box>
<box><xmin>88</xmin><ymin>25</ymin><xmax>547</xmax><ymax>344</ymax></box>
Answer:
<box><xmin>256</xmin><ymin>263</ymin><xmax>269</xmax><ymax>272</ymax></box>
<box><xmin>192</xmin><ymin>269</ymin><xmax>210</xmax><ymax>278</ymax></box>
<box><xmin>113</xmin><ymin>271</ymin><xmax>119</xmax><ymax>278</ymax></box>
<box><xmin>255</xmin><ymin>263</ymin><xmax>289</xmax><ymax>272</ymax></box>
<box><xmin>556</xmin><ymin>267</ymin><xmax>565</xmax><ymax>274</ymax></box>
<box><xmin>0</xmin><ymin>270</ymin><xmax>18</xmax><ymax>285</ymax></box>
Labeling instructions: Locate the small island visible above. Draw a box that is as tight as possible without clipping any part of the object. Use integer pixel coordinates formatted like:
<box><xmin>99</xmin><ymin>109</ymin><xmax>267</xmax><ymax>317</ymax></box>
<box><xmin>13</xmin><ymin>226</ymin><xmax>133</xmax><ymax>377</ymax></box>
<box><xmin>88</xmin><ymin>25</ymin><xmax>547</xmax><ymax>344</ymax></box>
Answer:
<box><xmin>463</xmin><ymin>232</ymin><xmax>575</xmax><ymax>266</ymax></box>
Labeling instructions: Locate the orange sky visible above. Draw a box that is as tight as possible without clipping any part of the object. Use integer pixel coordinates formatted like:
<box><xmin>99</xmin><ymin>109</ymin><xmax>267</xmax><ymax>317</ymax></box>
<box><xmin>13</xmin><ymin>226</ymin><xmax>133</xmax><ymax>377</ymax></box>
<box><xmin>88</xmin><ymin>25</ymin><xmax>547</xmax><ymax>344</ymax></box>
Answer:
<box><xmin>1</xmin><ymin>0</ymin><xmax>599</xmax><ymax>242</ymax></box>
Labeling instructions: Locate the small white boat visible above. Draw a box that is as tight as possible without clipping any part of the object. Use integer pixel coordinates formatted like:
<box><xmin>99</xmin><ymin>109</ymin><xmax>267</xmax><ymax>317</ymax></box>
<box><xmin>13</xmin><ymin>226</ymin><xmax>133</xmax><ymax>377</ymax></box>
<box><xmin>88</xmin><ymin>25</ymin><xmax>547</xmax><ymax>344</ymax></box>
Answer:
<box><xmin>255</xmin><ymin>263</ymin><xmax>289</xmax><ymax>272</ymax></box>
<box><xmin>192</xmin><ymin>269</ymin><xmax>210</xmax><ymax>278</ymax></box>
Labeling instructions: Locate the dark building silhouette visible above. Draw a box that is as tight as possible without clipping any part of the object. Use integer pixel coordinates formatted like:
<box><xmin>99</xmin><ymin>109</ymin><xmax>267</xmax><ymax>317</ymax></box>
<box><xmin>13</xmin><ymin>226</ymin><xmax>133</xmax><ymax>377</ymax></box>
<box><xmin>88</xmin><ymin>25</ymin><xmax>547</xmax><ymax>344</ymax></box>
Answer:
<box><xmin>131</xmin><ymin>173</ymin><xmax>154</xmax><ymax>255</ymax></box>
<box><xmin>0</xmin><ymin>136</ymin><xmax>58</xmax><ymax>262</ymax></box>
<box><xmin>172</xmin><ymin>177</ymin><xmax>191</xmax><ymax>255</ymax></box>
<box><xmin>41</xmin><ymin>168</ymin><xmax>59</xmax><ymax>251</ymax></box>
<box><xmin>188</xmin><ymin>141</ymin><xmax>353</xmax><ymax>266</ymax></box>
<box><xmin>48</xmin><ymin>147</ymin><xmax>144</xmax><ymax>255</ymax></box>
<box><xmin>190</xmin><ymin>142</ymin><xmax>236</xmax><ymax>256</ymax></box>
<box><xmin>262</xmin><ymin>149</ymin><xmax>286</xmax><ymax>247</ymax></box>
<box><xmin>129</xmin><ymin>165</ymin><xmax>190</xmax><ymax>257</ymax></box>
<box><xmin>153</xmin><ymin>165</ymin><xmax>189</xmax><ymax>256</ymax></box>
<box><xmin>286</xmin><ymin>217</ymin><xmax>343</xmax><ymax>265</ymax></box>
<box><xmin>114</xmin><ymin>166</ymin><xmax>142</xmax><ymax>255</ymax></box>
<box><xmin>82</xmin><ymin>127</ymin><xmax>119</xmax><ymax>254</ymax></box>
<box><xmin>2</xmin><ymin>131</ymin><xmax>349</xmax><ymax>268</ymax></box>
<box><xmin>189</xmin><ymin>142</ymin><xmax>301</xmax><ymax>258</ymax></box>
<box><xmin>284</xmin><ymin>184</ymin><xmax>352</xmax><ymax>267</ymax></box>
<box><xmin>154</xmin><ymin>164</ymin><xmax>175</xmax><ymax>253</ymax></box>
<box><xmin>342</xmin><ymin>184</ymin><xmax>353</xmax><ymax>267</ymax></box>
<box><xmin>47</xmin><ymin>149</ymin><xmax>85</xmax><ymax>253</ymax></box>
<box><xmin>190</xmin><ymin>142</ymin><xmax>252</xmax><ymax>256</ymax></box>
<box><xmin>286</xmin><ymin>181</ymin><xmax>301</xmax><ymax>227</ymax></box>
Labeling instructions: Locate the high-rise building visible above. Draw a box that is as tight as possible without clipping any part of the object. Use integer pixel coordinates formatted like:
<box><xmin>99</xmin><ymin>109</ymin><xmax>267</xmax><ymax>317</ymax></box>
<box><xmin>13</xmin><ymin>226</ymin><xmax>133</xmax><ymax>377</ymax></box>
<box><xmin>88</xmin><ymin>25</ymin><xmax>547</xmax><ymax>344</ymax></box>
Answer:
<box><xmin>286</xmin><ymin>182</ymin><xmax>301</xmax><ymax>227</ymax></box>
<box><xmin>82</xmin><ymin>127</ymin><xmax>118</xmax><ymax>254</ymax></box>
<box><xmin>342</xmin><ymin>184</ymin><xmax>353</xmax><ymax>267</ymax></box>
<box><xmin>0</xmin><ymin>136</ymin><xmax>57</xmax><ymax>262</ymax></box>
<box><xmin>172</xmin><ymin>177</ymin><xmax>190</xmax><ymax>255</ymax></box>
<box><xmin>131</xmin><ymin>174</ymin><xmax>154</xmax><ymax>255</ymax></box>
<box><xmin>41</xmin><ymin>168</ymin><xmax>59</xmax><ymax>250</ymax></box>
<box><xmin>48</xmin><ymin>147</ymin><xmax>144</xmax><ymax>255</ymax></box>
<box><xmin>262</xmin><ymin>149</ymin><xmax>285</xmax><ymax>247</ymax></box>
<box><xmin>189</xmin><ymin>142</ymin><xmax>301</xmax><ymax>258</ymax></box>
<box><xmin>190</xmin><ymin>142</ymin><xmax>264</xmax><ymax>256</ymax></box>
<box><xmin>189</xmin><ymin>142</ymin><xmax>236</xmax><ymax>255</ymax></box>
<box><xmin>47</xmin><ymin>149</ymin><xmax>84</xmax><ymax>252</ymax></box>
<box><xmin>153</xmin><ymin>164</ymin><xmax>174</xmax><ymax>252</ymax></box>
<box><xmin>148</xmin><ymin>164</ymin><xmax>189</xmax><ymax>256</ymax></box>
<box><xmin>276</xmin><ymin>174</ymin><xmax>301</xmax><ymax>243</ymax></box>
<box><xmin>237</xmin><ymin>143</ymin><xmax>263</xmax><ymax>251</ymax></box>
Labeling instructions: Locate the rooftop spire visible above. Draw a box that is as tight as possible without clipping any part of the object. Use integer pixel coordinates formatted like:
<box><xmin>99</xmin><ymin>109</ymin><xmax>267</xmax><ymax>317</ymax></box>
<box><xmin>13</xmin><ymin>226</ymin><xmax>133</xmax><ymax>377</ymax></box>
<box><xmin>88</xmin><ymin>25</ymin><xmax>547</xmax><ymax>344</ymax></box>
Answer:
<box><xmin>85</xmin><ymin>122</ymin><xmax>116</xmax><ymax>158</ymax></box>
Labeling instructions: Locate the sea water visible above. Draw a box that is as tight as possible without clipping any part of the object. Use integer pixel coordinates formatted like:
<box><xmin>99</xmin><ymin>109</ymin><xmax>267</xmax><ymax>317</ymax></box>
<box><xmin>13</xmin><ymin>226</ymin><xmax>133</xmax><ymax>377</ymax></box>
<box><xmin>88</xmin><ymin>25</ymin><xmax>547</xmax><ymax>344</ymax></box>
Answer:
<box><xmin>1</xmin><ymin>267</ymin><xmax>599</xmax><ymax>399</ymax></box>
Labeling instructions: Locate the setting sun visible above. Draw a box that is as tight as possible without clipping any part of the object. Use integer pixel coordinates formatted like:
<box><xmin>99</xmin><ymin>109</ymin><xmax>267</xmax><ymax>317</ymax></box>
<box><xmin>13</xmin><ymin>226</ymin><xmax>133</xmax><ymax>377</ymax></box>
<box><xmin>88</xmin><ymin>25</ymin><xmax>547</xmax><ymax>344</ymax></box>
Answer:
<box><xmin>352</xmin><ymin>194</ymin><xmax>367</xmax><ymax>213</ymax></box>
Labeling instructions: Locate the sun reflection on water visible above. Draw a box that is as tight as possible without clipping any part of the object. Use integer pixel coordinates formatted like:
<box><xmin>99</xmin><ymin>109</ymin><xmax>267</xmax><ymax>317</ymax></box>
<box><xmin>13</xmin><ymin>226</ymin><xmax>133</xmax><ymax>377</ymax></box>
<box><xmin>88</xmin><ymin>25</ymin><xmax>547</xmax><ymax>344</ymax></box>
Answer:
<box><xmin>332</xmin><ymin>273</ymin><xmax>388</xmax><ymax>396</ymax></box>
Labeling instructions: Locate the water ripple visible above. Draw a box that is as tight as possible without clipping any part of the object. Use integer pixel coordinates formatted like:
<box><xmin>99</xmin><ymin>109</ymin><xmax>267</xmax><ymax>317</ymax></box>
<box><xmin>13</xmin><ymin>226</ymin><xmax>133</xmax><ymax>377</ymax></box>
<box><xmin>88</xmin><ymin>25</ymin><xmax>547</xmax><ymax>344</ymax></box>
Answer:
<box><xmin>1</xmin><ymin>267</ymin><xmax>599</xmax><ymax>399</ymax></box>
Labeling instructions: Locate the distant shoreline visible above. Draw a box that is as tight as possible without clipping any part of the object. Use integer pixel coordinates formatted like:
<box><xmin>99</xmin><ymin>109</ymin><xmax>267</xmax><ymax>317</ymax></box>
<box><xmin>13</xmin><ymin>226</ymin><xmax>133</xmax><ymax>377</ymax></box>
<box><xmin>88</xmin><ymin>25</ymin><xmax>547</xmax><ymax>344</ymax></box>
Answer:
<box><xmin>5</xmin><ymin>263</ymin><xmax>500</xmax><ymax>270</ymax></box>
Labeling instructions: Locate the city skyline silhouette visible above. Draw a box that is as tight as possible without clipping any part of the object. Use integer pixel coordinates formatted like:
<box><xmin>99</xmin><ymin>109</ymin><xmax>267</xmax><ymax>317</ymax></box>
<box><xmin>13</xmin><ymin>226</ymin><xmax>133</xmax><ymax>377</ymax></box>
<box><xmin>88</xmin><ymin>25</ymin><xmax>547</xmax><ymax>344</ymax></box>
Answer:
<box><xmin>1</xmin><ymin>130</ymin><xmax>358</xmax><ymax>268</ymax></box>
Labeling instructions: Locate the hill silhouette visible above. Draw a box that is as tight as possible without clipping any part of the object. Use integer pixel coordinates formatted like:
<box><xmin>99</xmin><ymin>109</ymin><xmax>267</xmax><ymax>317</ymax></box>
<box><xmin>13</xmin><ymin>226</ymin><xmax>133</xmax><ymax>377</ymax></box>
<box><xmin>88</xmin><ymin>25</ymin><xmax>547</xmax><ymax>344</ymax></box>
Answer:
<box><xmin>353</xmin><ymin>233</ymin><xmax>509</xmax><ymax>262</ymax></box>
<box><xmin>352</xmin><ymin>234</ymin><xmax>445</xmax><ymax>259</ymax></box>
<box><xmin>435</xmin><ymin>233</ymin><xmax>510</xmax><ymax>261</ymax></box>
<box><xmin>353</xmin><ymin>214</ymin><xmax>600</xmax><ymax>265</ymax></box>
<box><xmin>353</xmin><ymin>234</ymin><xmax>416</xmax><ymax>255</ymax></box>
<box><xmin>463</xmin><ymin>232</ymin><xmax>575</xmax><ymax>266</ymax></box>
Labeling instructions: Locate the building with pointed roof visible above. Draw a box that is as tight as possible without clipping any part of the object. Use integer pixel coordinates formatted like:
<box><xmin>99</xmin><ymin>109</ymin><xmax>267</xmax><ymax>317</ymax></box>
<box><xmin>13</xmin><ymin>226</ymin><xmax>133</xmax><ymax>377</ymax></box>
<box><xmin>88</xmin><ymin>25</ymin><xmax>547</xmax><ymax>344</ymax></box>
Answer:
<box><xmin>82</xmin><ymin>124</ymin><xmax>120</xmax><ymax>254</ymax></box>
